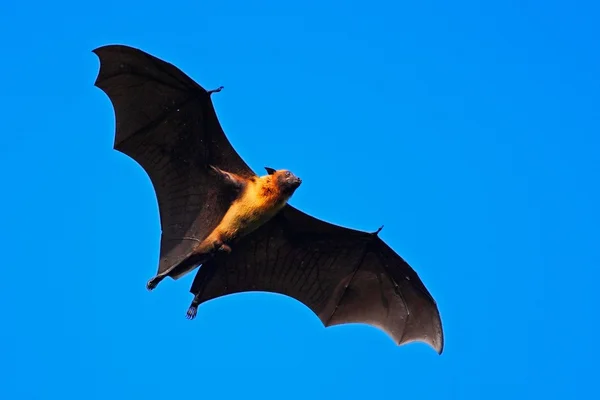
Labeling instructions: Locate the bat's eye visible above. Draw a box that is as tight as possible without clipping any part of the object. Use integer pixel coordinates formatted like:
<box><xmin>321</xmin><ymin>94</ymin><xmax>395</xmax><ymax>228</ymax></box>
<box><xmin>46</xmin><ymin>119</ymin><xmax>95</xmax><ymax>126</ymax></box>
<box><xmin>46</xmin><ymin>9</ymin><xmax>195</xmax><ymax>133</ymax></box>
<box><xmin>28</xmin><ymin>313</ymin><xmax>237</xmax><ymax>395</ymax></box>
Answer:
<box><xmin>285</xmin><ymin>171</ymin><xmax>291</xmax><ymax>177</ymax></box>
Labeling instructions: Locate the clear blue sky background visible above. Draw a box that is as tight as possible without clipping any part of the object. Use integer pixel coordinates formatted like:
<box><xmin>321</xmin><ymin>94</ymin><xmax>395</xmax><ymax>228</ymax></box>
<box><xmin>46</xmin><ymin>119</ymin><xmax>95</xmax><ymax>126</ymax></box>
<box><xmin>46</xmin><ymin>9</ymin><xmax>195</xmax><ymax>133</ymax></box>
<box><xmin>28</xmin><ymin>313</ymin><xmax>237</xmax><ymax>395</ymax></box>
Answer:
<box><xmin>1</xmin><ymin>1</ymin><xmax>598</xmax><ymax>399</ymax></box>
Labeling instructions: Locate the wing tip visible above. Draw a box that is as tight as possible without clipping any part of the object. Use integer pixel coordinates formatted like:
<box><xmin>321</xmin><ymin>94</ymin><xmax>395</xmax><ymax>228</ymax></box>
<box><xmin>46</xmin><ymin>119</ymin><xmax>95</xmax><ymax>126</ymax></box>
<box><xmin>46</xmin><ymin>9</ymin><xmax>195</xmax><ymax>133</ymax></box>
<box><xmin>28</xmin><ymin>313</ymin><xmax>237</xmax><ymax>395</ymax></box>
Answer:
<box><xmin>432</xmin><ymin>301</ymin><xmax>445</xmax><ymax>355</ymax></box>
<box><xmin>399</xmin><ymin>333</ymin><xmax>444</xmax><ymax>355</ymax></box>
<box><xmin>91</xmin><ymin>44</ymin><xmax>143</xmax><ymax>89</ymax></box>
<box><xmin>433</xmin><ymin>331</ymin><xmax>445</xmax><ymax>355</ymax></box>
<box><xmin>397</xmin><ymin>301</ymin><xmax>445</xmax><ymax>355</ymax></box>
<box><xmin>91</xmin><ymin>43</ymin><xmax>135</xmax><ymax>56</ymax></box>
<box><xmin>398</xmin><ymin>332</ymin><xmax>444</xmax><ymax>355</ymax></box>
<box><xmin>429</xmin><ymin>301</ymin><xmax>445</xmax><ymax>355</ymax></box>
<box><xmin>91</xmin><ymin>45</ymin><xmax>117</xmax><ymax>89</ymax></box>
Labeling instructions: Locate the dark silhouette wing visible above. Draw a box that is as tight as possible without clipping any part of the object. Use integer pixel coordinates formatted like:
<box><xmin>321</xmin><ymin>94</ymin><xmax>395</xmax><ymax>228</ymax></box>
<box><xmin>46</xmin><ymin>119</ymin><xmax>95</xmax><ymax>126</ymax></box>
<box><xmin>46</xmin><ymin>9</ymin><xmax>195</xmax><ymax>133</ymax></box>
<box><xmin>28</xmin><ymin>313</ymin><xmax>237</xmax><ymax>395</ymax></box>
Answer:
<box><xmin>190</xmin><ymin>205</ymin><xmax>444</xmax><ymax>354</ymax></box>
<box><xmin>93</xmin><ymin>44</ymin><xmax>256</xmax><ymax>278</ymax></box>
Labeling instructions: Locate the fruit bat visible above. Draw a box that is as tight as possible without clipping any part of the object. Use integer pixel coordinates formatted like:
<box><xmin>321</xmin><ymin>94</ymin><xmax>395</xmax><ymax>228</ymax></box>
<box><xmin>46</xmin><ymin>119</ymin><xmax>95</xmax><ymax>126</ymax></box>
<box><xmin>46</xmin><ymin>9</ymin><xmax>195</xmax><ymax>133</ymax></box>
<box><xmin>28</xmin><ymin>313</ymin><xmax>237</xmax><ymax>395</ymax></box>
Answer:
<box><xmin>92</xmin><ymin>44</ymin><xmax>444</xmax><ymax>354</ymax></box>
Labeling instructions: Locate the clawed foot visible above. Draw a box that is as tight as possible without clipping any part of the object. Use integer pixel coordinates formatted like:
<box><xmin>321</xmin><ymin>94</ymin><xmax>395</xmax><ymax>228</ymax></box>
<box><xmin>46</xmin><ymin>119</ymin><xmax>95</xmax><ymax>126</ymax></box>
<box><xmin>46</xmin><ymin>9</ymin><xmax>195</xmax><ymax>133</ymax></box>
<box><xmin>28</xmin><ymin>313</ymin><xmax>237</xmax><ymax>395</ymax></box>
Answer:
<box><xmin>146</xmin><ymin>275</ymin><xmax>164</xmax><ymax>291</ymax></box>
<box><xmin>186</xmin><ymin>305</ymin><xmax>198</xmax><ymax>320</ymax></box>
<box><xmin>212</xmin><ymin>239</ymin><xmax>232</xmax><ymax>254</ymax></box>
<box><xmin>218</xmin><ymin>243</ymin><xmax>232</xmax><ymax>253</ymax></box>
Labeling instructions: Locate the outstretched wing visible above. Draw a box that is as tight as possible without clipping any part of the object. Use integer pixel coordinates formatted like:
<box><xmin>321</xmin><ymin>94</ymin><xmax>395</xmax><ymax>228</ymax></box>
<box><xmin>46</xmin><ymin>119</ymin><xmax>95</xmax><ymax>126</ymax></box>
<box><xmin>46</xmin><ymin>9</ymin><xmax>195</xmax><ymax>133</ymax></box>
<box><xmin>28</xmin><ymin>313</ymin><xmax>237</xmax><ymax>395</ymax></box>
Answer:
<box><xmin>93</xmin><ymin>44</ymin><xmax>256</xmax><ymax>277</ymax></box>
<box><xmin>190</xmin><ymin>205</ymin><xmax>444</xmax><ymax>354</ymax></box>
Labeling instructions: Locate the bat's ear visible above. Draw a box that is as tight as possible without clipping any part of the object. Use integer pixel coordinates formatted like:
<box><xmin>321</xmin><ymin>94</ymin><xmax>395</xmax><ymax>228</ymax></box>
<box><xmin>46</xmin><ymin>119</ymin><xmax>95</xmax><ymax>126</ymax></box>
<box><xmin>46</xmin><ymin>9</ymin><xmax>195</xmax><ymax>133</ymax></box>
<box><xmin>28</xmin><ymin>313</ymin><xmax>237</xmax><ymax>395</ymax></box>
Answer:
<box><xmin>264</xmin><ymin>167</ymin><xmax>276</xmax><ymax>175</ymax></box>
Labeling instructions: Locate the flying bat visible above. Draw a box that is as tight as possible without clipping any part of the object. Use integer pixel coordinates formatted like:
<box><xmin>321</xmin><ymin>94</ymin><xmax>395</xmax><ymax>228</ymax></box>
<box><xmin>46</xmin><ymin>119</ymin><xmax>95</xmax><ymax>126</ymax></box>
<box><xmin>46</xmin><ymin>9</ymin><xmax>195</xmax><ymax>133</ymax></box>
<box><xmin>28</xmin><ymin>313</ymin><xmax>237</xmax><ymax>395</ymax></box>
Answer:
<box><xmin>93</xmin><ymin>44</ymin><xmax>444</xmax><ymax>354</ymax></box>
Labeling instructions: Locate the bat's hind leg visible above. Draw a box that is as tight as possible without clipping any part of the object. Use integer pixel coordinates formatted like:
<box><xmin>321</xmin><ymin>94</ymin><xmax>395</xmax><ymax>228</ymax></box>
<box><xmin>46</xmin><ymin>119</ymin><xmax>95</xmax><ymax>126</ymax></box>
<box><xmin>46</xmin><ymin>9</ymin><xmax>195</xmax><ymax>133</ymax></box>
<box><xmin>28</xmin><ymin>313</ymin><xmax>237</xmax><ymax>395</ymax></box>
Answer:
<box><xmin>211</xmin><ymin>238</ymin><xmax>232</xmax><ymax>254</ymax></box>
<box><xmin>185</xmin><ymin>259</ymin><xmax>219</xmax><ymax>320</ymax></box>
<box><xmin>146</xmin><ymin>252</ymin><xmax>209</xmax><ymax>291</ymax></box>
<box><xmin>146</xmin><ymin>273</ymin><xmax>167</xmax><ymax>291</ymax></box>
<box><xmin>186</xmin><ymin>293</ymin><xmax>201</xmax><ymax>320</ymax></box>
<box><xmin>217</xmin><ymin>243</ymin><xmax>232</xmax><ymax>253</ymax></box>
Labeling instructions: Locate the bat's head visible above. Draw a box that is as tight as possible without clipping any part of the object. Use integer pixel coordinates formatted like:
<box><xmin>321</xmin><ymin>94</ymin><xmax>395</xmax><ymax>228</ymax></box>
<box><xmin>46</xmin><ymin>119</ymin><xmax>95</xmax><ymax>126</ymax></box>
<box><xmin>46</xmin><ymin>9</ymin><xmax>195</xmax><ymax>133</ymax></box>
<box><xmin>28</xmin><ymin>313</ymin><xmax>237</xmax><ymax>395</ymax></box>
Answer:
<box><xmin>265</xmin><ymin>167</ymin><xmax>302</xmax><ymax>194</ymax></box>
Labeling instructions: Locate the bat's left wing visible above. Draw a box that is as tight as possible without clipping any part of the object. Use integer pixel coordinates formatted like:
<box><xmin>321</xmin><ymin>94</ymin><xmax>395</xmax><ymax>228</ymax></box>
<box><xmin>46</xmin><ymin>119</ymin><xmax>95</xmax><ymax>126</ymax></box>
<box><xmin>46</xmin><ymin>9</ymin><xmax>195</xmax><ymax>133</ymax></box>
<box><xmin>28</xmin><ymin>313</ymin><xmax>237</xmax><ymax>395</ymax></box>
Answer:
<box><xmin>92</xmin><ymin>44</ymin><xmax>257</xmax><ymax>283</ymax></box>
<box><xmin>190</xmin><ymin>205</ymin><xmax>444</xmax><ymax>354</ymax></box>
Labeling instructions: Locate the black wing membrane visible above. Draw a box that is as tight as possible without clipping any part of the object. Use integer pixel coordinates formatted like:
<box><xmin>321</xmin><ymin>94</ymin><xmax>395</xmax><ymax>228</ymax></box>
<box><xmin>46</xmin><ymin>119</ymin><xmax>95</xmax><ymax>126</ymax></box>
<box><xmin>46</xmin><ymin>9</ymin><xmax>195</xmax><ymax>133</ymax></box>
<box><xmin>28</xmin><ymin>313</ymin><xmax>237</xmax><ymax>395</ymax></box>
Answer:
<box><xmin>93</xmin><ymin>45</ymin><xmax>256</xmax><ymax>277</ymax></box>
<box><xmin>191</xmin><ymin>205</ymin><xmax>444</xmax><ymax>354</ymax></box>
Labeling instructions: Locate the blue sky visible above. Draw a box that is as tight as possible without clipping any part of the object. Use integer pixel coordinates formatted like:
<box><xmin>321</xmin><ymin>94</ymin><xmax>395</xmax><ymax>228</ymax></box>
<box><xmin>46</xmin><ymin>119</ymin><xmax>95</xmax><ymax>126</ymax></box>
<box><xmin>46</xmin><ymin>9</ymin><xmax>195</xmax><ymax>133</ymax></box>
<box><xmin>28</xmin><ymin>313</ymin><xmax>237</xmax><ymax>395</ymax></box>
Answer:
<box><xmin>1</xmin><ymin>1</ymin><xmax>599</xmax><ymax>399</ymax></box>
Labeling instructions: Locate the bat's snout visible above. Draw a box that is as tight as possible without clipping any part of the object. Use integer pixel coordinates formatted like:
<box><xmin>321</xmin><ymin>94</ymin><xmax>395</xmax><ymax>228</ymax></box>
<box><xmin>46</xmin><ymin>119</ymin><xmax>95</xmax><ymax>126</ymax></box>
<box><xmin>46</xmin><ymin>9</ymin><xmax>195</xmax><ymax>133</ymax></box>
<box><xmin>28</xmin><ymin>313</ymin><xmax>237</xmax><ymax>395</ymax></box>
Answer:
<box><xmin>280</xmin><ymin>170</ymin><xmax>302</xmax><ymax>192</ymax></box>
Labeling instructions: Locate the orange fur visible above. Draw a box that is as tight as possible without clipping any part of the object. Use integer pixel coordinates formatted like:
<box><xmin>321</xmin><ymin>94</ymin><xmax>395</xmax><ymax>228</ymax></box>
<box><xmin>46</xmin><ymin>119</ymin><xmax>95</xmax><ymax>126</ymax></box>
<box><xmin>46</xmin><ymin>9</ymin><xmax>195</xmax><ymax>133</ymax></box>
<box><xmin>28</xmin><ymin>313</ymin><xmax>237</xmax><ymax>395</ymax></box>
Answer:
<box><xmin>195</xmin><ymin>171</ymin><xmax>292</xmax><ymax>254</ymax></box>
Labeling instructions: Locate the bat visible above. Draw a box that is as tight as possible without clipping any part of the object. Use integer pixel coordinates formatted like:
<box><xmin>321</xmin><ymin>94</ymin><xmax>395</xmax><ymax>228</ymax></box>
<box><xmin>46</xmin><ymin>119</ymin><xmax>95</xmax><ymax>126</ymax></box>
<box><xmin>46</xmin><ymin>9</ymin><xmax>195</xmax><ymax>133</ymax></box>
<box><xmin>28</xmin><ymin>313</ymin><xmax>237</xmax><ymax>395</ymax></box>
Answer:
<box><xmin>93</xmin><ymin>44</ymin><xmax>444</xmax><ymax>354</ymax></box>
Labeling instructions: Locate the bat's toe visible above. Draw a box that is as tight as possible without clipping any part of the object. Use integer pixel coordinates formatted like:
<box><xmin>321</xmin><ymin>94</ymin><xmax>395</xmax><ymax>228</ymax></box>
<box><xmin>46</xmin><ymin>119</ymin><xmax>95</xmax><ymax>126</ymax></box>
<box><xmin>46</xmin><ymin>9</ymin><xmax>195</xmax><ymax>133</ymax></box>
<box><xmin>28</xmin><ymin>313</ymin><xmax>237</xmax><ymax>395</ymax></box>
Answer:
<box><xmin>186</xmin><ymin>305</ymin><xmax>198</xmax><ymax>320</ymax></box>
<box><xmin>218</xmin><ymin>243</ymin><xmax>232</xmax><ymax>253</ymax></box>
<box><xmin>146</xmin><ymin>277</ymin><xmax>159</xmax><ymax>291</ymax></box>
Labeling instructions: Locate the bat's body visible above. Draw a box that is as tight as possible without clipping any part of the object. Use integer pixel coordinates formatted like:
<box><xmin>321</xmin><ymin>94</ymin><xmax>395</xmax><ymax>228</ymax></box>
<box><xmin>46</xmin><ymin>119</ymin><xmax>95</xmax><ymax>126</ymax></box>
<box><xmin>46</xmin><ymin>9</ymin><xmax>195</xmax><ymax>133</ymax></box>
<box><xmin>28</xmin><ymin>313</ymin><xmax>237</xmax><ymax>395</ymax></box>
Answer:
<box><xmin>146</xmin><ymin>167</ymin><xmax>302</xmax><ymax>289</ymax></box>
<box><xmin>205</xmin><ymin>168</ymin><xmax>301</xmax><ymax>247</ymax></box>
<box><xmin>93</xmin><ymin>44</ymin><xmax>445</xmax><ymax>354</ymax></box>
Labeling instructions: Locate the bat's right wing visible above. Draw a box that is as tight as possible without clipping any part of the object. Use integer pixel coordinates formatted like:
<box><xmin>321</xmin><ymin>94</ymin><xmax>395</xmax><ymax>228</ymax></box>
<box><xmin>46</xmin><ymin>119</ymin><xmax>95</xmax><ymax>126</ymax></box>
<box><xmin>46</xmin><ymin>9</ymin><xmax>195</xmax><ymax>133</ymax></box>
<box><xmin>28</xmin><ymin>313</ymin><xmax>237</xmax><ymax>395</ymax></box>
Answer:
<box><xmin>93</xmin><ymin>44</ymin><xmax>256</xmax><ymax>279</ymax></box>
<box><xmin>190</xmin><ymin>205</ymin><xmax>444</xmax><ymax>354</ymax></box>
